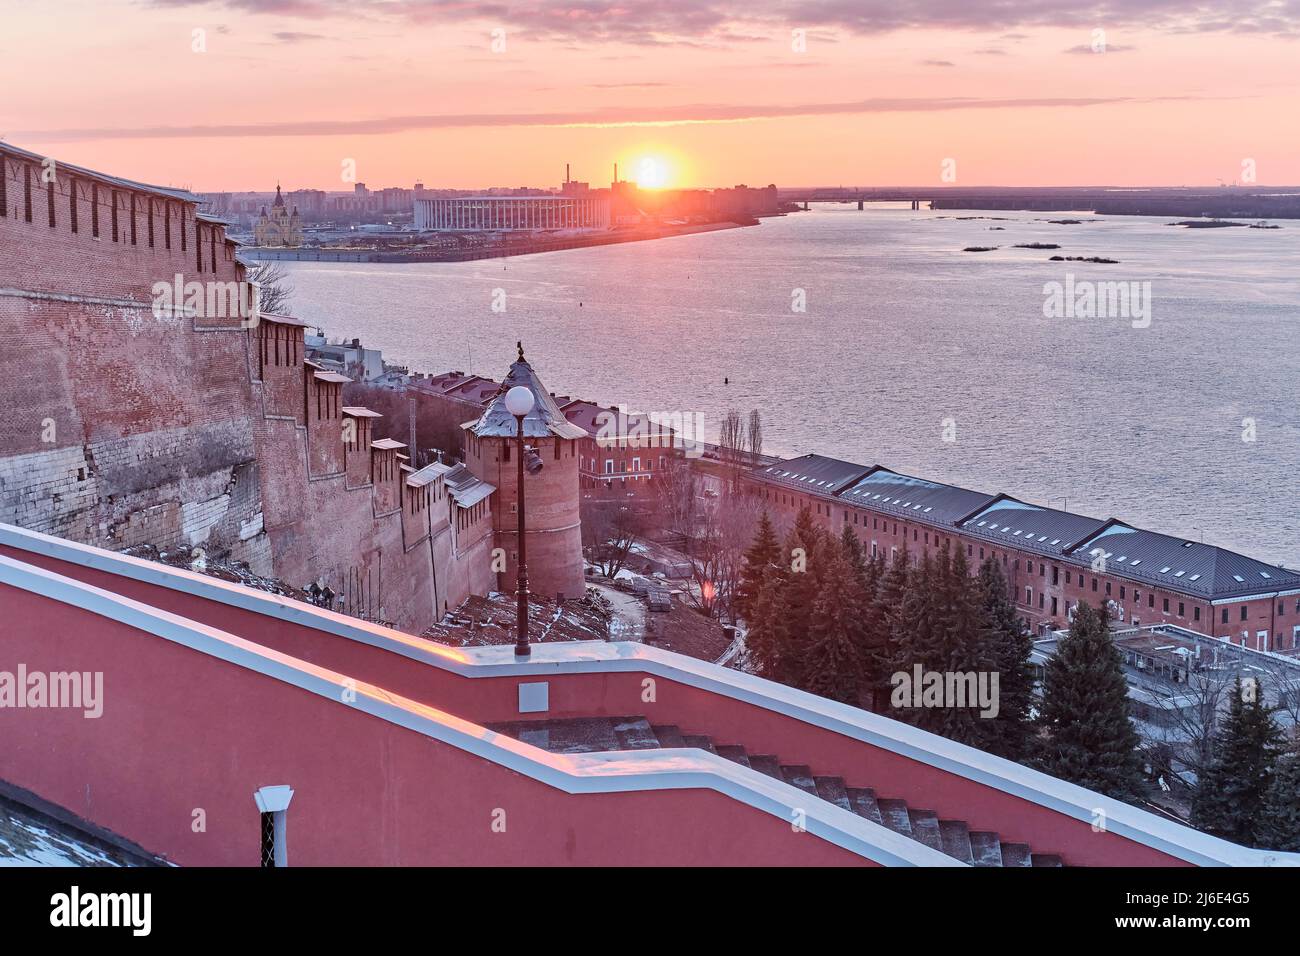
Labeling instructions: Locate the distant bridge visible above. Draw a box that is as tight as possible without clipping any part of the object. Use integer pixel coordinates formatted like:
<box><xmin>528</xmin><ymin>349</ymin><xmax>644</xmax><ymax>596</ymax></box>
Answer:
<box><xmin>777</xmin><ymin>186</ymin><xmax>1300</xmax><ymax>218</ymax></box>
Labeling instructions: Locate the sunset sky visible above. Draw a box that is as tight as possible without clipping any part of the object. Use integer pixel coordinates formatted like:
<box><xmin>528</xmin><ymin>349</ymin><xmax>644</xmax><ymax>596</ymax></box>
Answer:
<box><xmin>4</xmin><ymin>0</ymin><xmax>1299</xmax><ymax>191</ymax></box>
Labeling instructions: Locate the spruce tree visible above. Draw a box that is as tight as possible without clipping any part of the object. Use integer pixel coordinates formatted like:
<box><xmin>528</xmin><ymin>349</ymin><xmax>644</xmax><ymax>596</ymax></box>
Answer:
<box><xmin>1259</xmin><ymin>744</ymin><xmax>1300</xmax><ymax>852</ymax></box>
<box><xmin>886</xmin><ymin>545</ymin><xmax>990</xmax><ymax>745</ymax></box>
<box><xmin>865</xmin><ymin>547</ymin><xmax>910</xmax><ymax>697</ymax></box>
<box><xmin>744</xmin><ymin>565</ymin><xmax>789</xmax><ymax>682</ymax></box>
<box><xmin>735</xmin><ymin>510</ymin><xmax>780</xmax><ymax>624</ymax></box>
<box><xmin>884</xmin><ymin>552</ymin><xmax>939</xmax><ymax>729</ymax></box>
<box><xmin>927</xmin><ymin>545</ymin><xmax>993</xmax><ymax>746</ymax></box>
<box><xmin>977</xmin><ymin>556</ymin><xmax>1037</xmax><ymax>760</ymax></box>
<box><xmin>779</xmin><ymin>510</ymin><xmax>824</xmax><ymax>688</ymax></box>
<box><xmin>803</xmin><ymin>546</ymin><xmax>865</xmax><ymax>703</ymax></box>
<box><xmin>1038</xmin><ymin>600</ymin><xmax>1145</xmax><ymax>801</ymax></box>
<box><xmin>1192</xmin><ymin>678</ymin><xmax>1284</xmax><ymax>846</ymax></box>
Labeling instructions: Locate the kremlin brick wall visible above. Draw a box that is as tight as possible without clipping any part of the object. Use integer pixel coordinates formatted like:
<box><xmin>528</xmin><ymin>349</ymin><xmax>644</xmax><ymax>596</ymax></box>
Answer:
<box><xmin>0</xmin><ymin>144</ymin><xmax>499</xmax><ymax>634</ymax></box>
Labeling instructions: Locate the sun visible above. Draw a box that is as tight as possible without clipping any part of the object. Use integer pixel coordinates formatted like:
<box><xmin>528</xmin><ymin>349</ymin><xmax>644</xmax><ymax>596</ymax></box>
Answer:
<box><xmin>635</xmin><ymin>156</ymin><xmax>670</xmax><ymax>189</ymax></box>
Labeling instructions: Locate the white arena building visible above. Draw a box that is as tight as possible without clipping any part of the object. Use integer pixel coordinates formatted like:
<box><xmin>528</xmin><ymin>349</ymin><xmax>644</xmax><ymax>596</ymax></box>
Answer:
<box><xmin>414</xmin><ymin>195</ymin><xmax>611</xmax><ymax>232</ymax></box>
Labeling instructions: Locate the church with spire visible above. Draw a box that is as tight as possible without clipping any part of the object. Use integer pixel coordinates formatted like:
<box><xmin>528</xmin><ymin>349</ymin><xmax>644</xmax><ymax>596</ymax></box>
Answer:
<box><xmin>254</xmin><ymin>185</ymin><xmax>304</xmax><ymax>247</ymax></box>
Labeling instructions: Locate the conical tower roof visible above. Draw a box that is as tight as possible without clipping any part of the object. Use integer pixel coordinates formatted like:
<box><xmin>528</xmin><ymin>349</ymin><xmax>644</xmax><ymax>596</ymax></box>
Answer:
<box><xmin>273</xmin><ymin>184</ymin><xmax>285</xmax><ymax>208</ymax></box>
<box><xmin>466</xmin><ymin>343</ymin><xmax>587</xmax><ymax>440</ymax></box>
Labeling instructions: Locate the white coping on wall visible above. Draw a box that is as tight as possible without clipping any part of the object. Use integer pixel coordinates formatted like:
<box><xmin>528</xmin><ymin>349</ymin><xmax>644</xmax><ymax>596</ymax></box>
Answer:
<box><xmin>2</xmin><ymin>522</ymin><xmax>1296</xmax><ymax>868</ymax></box>
<box><xmin>0</xmin><ymin>553</ymin><xmax>952</xmax><ymax>868</ymax></box>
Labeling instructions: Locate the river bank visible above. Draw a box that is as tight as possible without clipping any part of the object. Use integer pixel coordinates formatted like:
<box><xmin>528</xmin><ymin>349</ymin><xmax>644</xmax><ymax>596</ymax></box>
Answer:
<box><xmin>240</xmin><ymin>219</ymin><xmax>758</xmax><ymax>264</ymax></box>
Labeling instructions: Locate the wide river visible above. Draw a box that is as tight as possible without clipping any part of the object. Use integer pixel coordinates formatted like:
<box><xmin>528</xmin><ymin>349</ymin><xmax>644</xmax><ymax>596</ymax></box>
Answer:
<box><xmin>280</xmin><ymin>204</ymin><xmax>1300</xmax><ymax>567</ymax></box>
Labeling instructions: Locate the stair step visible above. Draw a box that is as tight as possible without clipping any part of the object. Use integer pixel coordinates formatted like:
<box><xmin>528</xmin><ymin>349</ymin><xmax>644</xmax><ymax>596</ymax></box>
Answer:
<box><xmin>747</xmin><ymin>754</ymin><xmax>783</xmax><ymax>779</ymax></box>
<box><xmin>813</xmin><ymin>776</ymin><xmax>851</xmax><ymax>811</ymax></box>
<box><xmin>780</xmin><ymin>765</ymin><xmax>817</xmax><ymax>795</ymax></box>
<box><xmin>491</xmin><ymin>717</ymin><xmax>622</xmax><ymax>754</ymax></box>
<box><xmin>1000</xmin><ymin>843</ymin><xmax>1033</xmax><ymax>867</ymax></box>
<box><xmin>876</xmin><ymin>799</ymin><xmax>912</xmax><ymax>836</ymax></box>
<box><xmin>1032</xmin><ymin>853</ymin><xmax>1064</xmax><ymax>867</ymax></box>
<box><xmin>907</xmin><ymin>809</ymin><xmax>944</xmax><ymax>852</ymax></box>
<box><xmin>938</xmin><ymin>820</ymin><xmax>974</xmax><ymax>864</ymax></box>
<box><xmin>682</xmin><ymin>734</ymin><xmax>716</xmax><ymax>754</ymax></box>
<box><xmin>714</xmin><ymin>745</ymin><xmax>751</xmax><ymax>768</ymax></box>
<box><xmin>650</xmin><ymin>725</ymin><xmax>686</xmax><ymax>749</ymax></box>
<box><xmin>846</xmin><ymin>788</ymin><xmax>882</xmax><ymax>824</ymax></box>
<box><xmin>969</xmin><ymin>831</ymin><xmax>1004</xmax><ymax>867</ymax></box>
<box><xmin>611</xmin><ymin>717</ymin><xmax>660</xmax><ymax>750</ymax></box>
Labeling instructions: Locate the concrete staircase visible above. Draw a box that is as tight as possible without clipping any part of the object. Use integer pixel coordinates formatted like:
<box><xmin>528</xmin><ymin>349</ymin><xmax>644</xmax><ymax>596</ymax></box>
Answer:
<box><xmin>488</xmin><ymin>716</ymin><xmax>1064</xmax><ymax>867</ymax></box>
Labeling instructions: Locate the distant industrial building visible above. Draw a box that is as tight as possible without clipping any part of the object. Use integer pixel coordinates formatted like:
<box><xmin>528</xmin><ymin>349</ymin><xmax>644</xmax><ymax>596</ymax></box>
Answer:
<box><xmin>415</xmin><ymin>195</ymin><xmax>611</xmax><ymax>232</ymax></box>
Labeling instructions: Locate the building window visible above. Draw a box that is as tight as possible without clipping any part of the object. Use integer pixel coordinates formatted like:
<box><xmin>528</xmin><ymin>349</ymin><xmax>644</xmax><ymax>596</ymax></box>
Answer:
<box><xmin>604</xmin><ymin>459</ymin><xmax>614</xmax><ymax>474</ymax></box>
<box><xmin>23</xmin><ymin>164</ymin><xmax>32</xmax><ymax>222</ymax></box>
<box><xmin>1120</xmin><ymin>586</ymin><xmax>1126</xmax><ymax>600</ymax></box>
<box><xmin>1222</xmin><ymin>608</ymin><xmax>1229</xmax><ymax>624</ymax></box>
<box><xmin>47</xmin><ymin>176</ymin><xmax>56</xmax><ymax>228</ymax></box>
<box><xmin>69</xmin><ymin>179</ymin><xmax>78</xmax><ymax>233</ymax></box>
<box><xmin>1148</xmin><ymin>594</ymin><xmax>1154</xmax><ymax>608</ymax></box>
<box><xmin>1163</xmin><ymin>598</ymin><xmax>1170</xmax><ymax>613</ymax></box>
<box><xmin>1178</xmin><ymin>602</ymin><xmax>1185</xmax><ymax>617</ymax></box>
<box><xmin>1241</xmin><ymin>606</ymin><xmax>1248</xmax><ymax>621</ymax></box>
<box><xmin>1194</xmin><ymin>607</ymin><xmax>1201</xmax><ymax>622</ymax></box>
<box><xmin>91</xmin><ymin>183</ymin><xmax>100</xmax><ymax>237</ymax></box>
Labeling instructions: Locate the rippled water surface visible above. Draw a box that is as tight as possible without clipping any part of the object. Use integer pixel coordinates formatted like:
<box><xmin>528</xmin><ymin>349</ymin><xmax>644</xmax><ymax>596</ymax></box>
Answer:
<box><xmin>281</xmin><ymin>205</ymin><xmax>1300</xmax><ymax>566</ymax></box>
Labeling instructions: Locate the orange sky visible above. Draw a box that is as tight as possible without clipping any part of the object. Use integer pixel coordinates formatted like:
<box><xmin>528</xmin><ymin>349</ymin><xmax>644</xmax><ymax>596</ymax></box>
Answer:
<box><xmin>4</xmin><ymin>0</ymin><xmax>1299</xmax><ymax>191</ymax></box>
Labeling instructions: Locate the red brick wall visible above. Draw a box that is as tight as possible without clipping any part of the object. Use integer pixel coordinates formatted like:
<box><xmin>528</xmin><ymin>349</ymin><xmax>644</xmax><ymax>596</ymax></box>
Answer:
<box><xmin>0</xmin><ymin>145</ymin><xmax>493</xmax><ymax>635</ymax></box>
<box><xmin>256</xmin><ymin>320</ymin><xmax>304</xmax><ymax>423</ymax></box>
<box><xmin>0</xmin><ymin>149</ymin><xmax>263</xmax><ymax>566</ymax></box>
<box><xmin>468</xmin><ymin>433</ymin><xmax>585</xmax><ymax>601</ymax></box>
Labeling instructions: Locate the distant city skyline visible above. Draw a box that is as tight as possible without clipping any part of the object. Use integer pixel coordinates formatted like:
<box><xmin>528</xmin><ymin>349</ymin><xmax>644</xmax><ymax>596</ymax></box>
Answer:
<box><xmin>6</xmin><ymin>0</ymin><xmax>1300</xmax><ymax>191</ymax></box>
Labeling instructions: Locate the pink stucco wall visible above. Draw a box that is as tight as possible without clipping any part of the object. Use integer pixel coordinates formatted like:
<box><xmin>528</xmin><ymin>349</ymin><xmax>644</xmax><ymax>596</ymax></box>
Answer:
<box><xmin>0</xmin><ymin>576</ymin><xmax>877</xmax><ymax>867</ymax></box>
<box><xmin>0</xmin><ymin>542</ymin><xmax>1193</xmax><ymax>866</ymax></box>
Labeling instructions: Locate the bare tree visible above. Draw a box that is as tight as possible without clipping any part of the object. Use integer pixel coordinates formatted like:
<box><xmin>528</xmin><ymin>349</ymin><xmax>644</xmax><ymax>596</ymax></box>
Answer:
<box><xmin>746</xmin><ymin>409</ymin><xmax>763</xmax><ymax>467</ymax></box>
<box><xmin>583</xmin><ymin>504</ymin><xmax>644</xmax><ymax>578</ymax></box>
<box><xmin>1259</xmin><ymin>656</ymin><xmax>1300</xmax><ymax>738</ymax></box>
<box><xmin>682</xmin><ymin>491</ymin><xmax>761</xmax><ymax>621</ymax></box>
<box><xmin>1136</xmin><ymin>669</ymin><xmax>1232</xmax><ymax>790</ymax></box>
<box><xmin>244</xmin><ymin>259</ymin><xmax>294</xmax><ymax>316</ymax></box>
<box><xmin>652</xmin><ymin>452</ymin><xmax>700</xmax><ymax>539</ymax></box>
<box><xmin>718</xmin><ymin>408</ymin><xmax>743</xmax><ymax>494</ymax></box>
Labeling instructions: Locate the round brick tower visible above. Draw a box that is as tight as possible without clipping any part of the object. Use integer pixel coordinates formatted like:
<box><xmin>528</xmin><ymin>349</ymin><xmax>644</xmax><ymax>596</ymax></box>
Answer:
<box><xmin>463</xmin><ymin>345</ymin><xmax>586</xmax><ymax>602</ymax></box>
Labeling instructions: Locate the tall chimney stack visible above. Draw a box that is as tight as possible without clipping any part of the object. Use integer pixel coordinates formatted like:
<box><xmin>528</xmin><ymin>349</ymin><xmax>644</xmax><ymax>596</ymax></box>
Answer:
<box><xmin>566</xmin><ymin>163</ymin><xmax>570</xmax><ymax>183</ymax></box>
<box><xmin>614</xmin><ymin>162</ymin><xmax>618</xmax><ymax>184</ymax></box>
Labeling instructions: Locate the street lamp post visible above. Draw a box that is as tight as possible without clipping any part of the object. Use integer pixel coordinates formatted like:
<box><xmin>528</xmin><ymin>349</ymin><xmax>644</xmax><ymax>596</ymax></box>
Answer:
<box><xmin>505</xmin><ymin>385</ymin><xmax>536</xmax><ymax>657</ymax></box>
